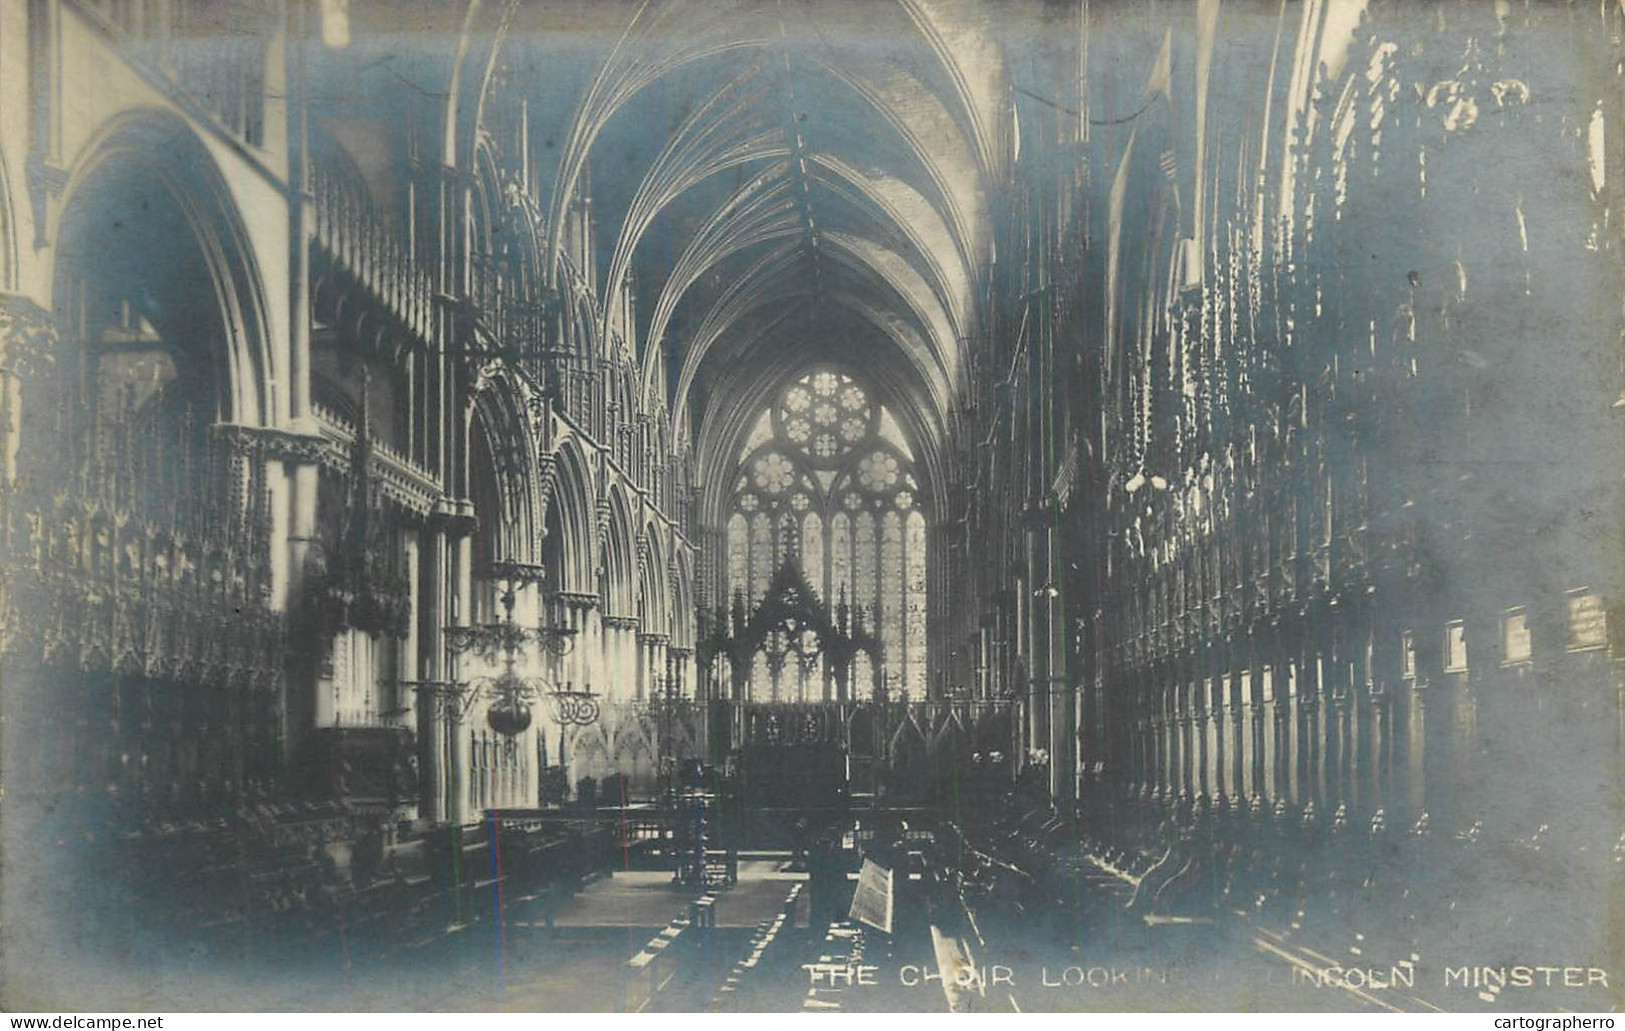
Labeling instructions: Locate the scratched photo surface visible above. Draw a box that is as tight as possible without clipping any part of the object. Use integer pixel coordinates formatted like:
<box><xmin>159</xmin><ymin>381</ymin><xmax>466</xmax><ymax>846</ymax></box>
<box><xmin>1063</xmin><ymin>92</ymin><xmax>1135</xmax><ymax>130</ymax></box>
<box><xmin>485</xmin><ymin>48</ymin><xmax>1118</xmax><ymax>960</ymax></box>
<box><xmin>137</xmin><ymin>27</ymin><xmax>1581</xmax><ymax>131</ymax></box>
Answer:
<box><xmin>1</xmin><ymin>0</ymin><xmax>1622</xmax><ymax>1014</ymax></box>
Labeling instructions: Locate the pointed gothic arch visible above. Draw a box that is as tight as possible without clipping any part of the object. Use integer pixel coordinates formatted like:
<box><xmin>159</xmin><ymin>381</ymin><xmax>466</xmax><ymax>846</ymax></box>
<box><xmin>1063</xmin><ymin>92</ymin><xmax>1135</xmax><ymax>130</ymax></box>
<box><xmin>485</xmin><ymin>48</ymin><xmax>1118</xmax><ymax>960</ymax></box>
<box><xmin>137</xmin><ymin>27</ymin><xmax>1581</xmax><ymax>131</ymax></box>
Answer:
<box><xmin>601</xmin><ymin>485</ymin><xmax>637</xmax><ymax>618</ymax></box>
<box><xmin>544</xmin><ymin>435</ymin><xmax>596</xmax><ymax>594</ymax></box>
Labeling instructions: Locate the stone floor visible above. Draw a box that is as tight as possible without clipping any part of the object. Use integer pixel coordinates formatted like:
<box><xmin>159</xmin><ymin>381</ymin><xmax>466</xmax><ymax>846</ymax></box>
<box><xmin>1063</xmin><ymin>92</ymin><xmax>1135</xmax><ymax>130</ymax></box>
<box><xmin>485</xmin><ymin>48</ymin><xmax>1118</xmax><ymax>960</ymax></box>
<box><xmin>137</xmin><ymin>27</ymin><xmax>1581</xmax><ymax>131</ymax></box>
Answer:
<box><xmin>539</xmin><ymin>859</ymin><xmax>805</xmax><ymax>929</ymax></box>
<box><xmin>14</xmin><ymin>848</ymin><xmax>1460</xmax><ymax>1012</ymax></box>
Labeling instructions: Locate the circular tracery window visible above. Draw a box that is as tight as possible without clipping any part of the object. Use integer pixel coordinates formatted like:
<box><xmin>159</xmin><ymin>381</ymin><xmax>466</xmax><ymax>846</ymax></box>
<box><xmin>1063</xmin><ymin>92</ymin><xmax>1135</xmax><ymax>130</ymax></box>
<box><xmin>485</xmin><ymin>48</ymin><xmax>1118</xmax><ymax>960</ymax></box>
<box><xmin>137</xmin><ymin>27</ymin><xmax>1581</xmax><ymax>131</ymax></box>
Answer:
<box><xmin>753</xmin><ymin>452</ymin><xmax>795</xmax><ymax>494</ymax></box>
<box><xmin>732</xmin><ymin>367</ymin><xmax>919</xmax><ymax>519</ymax></box>
<box><xmin>858</xmin><ymin>451</ymin><xmax>900</xmax><ymax>492</ymax></box>
<box><xmin>727</xmin><ymin>366</ymin><xmax>930</xmax><ymax>701</ymax></box>
<box><xmin>776</xmin><ymin>369</ymin><xmax>871</xmax><ymax>463</ymax></box>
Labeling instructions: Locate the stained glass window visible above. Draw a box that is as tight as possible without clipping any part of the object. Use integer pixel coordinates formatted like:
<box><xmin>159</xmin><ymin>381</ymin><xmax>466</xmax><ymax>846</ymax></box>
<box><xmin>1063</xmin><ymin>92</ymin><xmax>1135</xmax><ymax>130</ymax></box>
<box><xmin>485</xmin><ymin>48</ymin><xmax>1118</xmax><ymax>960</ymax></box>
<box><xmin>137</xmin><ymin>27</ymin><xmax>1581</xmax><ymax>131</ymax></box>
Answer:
<box><xmin>750</xmin><ymin>512</ymin><xmax>773</xmax><ymax>604</ymax></box>
<box><xmin>854</xmin><ymin>511</ymin><xmax>877</xmax><ymax>616</ymax></box>
<box><xmin>853</xmin><ymin>652</ymin><xmax>874</xmax><ymax>702</ymax></box>
<box><xmin>831</xmin><ymin>513</ymin><xmax>852</xmax><ymax>609</ymax></box>
<box><xmin>905</xmin><ymin>511</ymin><xmax>928</xmax><ymax>696</ymax></box>
<box><xmin>753</xmin><ymin>452</ymin><xmax>795</xmax><ymax>494</ymax></box>
<box><xmin>776</xmin><ymin>369</ymin><xmax>872</xmax><ymax>464</ymax></box>
<box><xmin>881</xmin><ymin>511</ymin><xmax>904</xmax><ymax>693</ymax></box>
<box><xmin>778</xmin><ymin>511</ymin><xmax>798</xmax><ymax>567</ymax></box>
<box><xmin>724</xmin><ymin>366</ymin><xmax>931</xmax><ymax>699</ymax></box>
<box><xmin>727</xmin><ymin>513</ymin><xmax>749</xmax><ymax>605</ymax></box>
<box><xmin>803</xmin><ymin>512</ymin><xmax>825</xmax><ymax>601</ymax></box>
<box><xmin>859</xmin><ymin>452</ymin><xmax>900</xmax><ymax>492</ymax></box>
<box><xmin>752</xmin><ymin>651</ymin><xmax>772</xmax><ymax>701</ymax></box>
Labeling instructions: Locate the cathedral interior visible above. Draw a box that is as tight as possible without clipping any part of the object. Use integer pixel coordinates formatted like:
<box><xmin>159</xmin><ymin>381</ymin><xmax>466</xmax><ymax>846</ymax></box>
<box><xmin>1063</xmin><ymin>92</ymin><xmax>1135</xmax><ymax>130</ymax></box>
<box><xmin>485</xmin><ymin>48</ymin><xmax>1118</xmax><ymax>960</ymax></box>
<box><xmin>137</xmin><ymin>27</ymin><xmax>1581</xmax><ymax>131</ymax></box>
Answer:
<box><xmin>2</xmin><ymin>0</ymin><xmax>1623</xmax><ymax>1014</ymax></box>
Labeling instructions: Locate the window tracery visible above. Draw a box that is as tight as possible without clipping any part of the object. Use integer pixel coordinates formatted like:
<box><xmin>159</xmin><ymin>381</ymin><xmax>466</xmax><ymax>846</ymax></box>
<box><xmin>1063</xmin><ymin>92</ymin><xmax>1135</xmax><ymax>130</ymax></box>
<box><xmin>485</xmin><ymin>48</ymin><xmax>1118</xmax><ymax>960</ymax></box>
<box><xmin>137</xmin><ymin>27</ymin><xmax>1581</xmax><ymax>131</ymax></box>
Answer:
<box><xmin>723</xmin><ymin>367</ymin><xmax>930</xmax><ymax>699</ymax></box>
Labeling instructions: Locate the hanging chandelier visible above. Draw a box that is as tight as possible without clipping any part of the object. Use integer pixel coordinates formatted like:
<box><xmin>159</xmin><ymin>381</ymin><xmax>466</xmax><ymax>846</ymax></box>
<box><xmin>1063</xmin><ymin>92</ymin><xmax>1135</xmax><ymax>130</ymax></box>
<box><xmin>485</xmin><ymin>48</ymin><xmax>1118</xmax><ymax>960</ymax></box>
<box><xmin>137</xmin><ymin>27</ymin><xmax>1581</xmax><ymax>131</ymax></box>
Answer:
<box><xmin>444</xmin><ymin>561</ymin><xmax>576</xmax><ymax>660</ymax></box>
<box><xmin>441</xmin><ymin>561</ymin><xmax>593</xmax><ymax>738</ymax></box>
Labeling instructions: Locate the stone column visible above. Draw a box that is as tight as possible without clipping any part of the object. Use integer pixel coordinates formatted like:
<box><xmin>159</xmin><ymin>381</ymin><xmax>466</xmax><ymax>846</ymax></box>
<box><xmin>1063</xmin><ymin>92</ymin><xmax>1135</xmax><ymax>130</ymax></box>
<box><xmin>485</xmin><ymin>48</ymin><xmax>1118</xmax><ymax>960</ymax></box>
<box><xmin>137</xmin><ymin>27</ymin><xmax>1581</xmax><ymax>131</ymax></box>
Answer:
<box><xmin>1453</xmin><ymin>607</ymin><xmax>1493</xmax><ymax>826</ymax></box>
<box><xmin>1161</xmin><ymin>682</ymin><xmax>1177</xmax><ymax>792</ymax></box>
<box><xmin>401</xmin><ymin>530</ymin><xmax>420</xmax><ymax>725</ymax></box>
<box><xmin>566</xmin><ymin>599</ymin><xmax>582</xmax><ymax>691</ymax></box>
<box><xmin>1408</xmin><ymin>610</ymin><xmax>1446</xmax><ymax>825</ymax></box>
<box><xmin>1143</xmin><ymin>674</ymin><xmax>1159</xmax><ymax>793</ymax></box>
<box><xmin>650</xmin><ymin>634</ymin><xmax>670</xmax><ymax>697</ymax></box>
<box><xmin>1183</xmin><ymin>686</ymin><xmax>1199</xmax><ymax>799</ymax></box>
<box><xmin>1369</xmin><ymin>679</ymin><xmax>1389</xmax><ymax>820</ymax></box>
<box><xmin>1194</xmin><ymin>683</ymin><xmax>1211</xmax><ymax>800</ymax></box>
<box><xmin>445</xmin><ymin>501</ymin><xmax>476</xmax><ymax>825</ymax></box>
<box><xmin>582</xmin><ymin>603</ymin><xmax>602</xmax><ymax>695</ymax></box>
<box><xmin>1248</xmin><ymin>661</ymin><xmax>1266</xmax><ymax>805</ymax></box>
<box><xmin>600</xmin><ymin>617</ymin><xmax>618</xmax><ymax>702</ymax></box>
<box><xmin>283</xmin><ymin>29</ymin><xmax>319</xmax><ymax>696</ymax></box>
<box><xmin>618</xmin><ymin>621</ymin><xmax>633</xmax><ymax>699</ymax></box>
<box><xmin>1045</xmin><ymin>527</ymin><xmax>1074</xmax><ymax>807</ymax></box>
<box><xmin>1024</xmin><ymin>520</ymin><xmax>1048</xmax><ymax>762</ymax></box>
<box><xmin>639</xmin><ymin>633</ymin><xmax>653</xmax><ymax>700</ymax></box>
<box><xmin>601</xmin><ymin>615</ymin><xmax>635</xmax><ymax>701</ymax></box>
<box><xmin>670</xmin><ymin>647</ymin><xmax>692</xmax><ymax>700</ymax></box>
<box><xmin>1238</xmin><ymin>659</ymin><xmax>1256</xmax><ymax>805</ymax></box>
<box><xmin>1210</xmin><ymin>675</ymin><xmax>1225</xmax><ymax>803</ymax></box>
<box><xmin>1349</xmin><ymin>613</ymin><xmax>1374</xmax><ymax>815</ymax></box>
<box><xmin>1231</xmin><ymin>652</ymin><xmax>1249</xmax><ymax>804</ymax></box>
<box><xmin>560</xmin><ymin>594</ymin><xmax>593</xmax><ymax>694</ymax></box>
<box><xmin>634</xmin><ymin>626</ymin><xmax>646</xmax><ymax>700</ymax></box>
<box><xmin>1300</xmin><ymin>621</ymin><xmax>1323</xmax><ymax>806</ymax></box>
<box><xmin>621</xmin><ymin>619</ymin><xmax>638</xmax><ymax>699</ymax></box>
<box><xmin>1327</xmin><ymin>623</ymin><xmax>1351</xmax><ymax>811</ymax></box>
<box><xmin>0</xmin><ymin>299</ymin><xmax>58</xmax><ymax>488</ymax></box>
<box><xmin>418</xmin><ymin>520</ymin><xmax>448</xmax><ymax>823</ymax></box>
<box><xmin>1144</xmin><ymin>714</ymin><xmax>1158</xmax><ymax>795</ymax></box>
<box><xmin>277</xmin><ymin>433</ymin><xmax>326</xmax><ymax>761</ymax></box>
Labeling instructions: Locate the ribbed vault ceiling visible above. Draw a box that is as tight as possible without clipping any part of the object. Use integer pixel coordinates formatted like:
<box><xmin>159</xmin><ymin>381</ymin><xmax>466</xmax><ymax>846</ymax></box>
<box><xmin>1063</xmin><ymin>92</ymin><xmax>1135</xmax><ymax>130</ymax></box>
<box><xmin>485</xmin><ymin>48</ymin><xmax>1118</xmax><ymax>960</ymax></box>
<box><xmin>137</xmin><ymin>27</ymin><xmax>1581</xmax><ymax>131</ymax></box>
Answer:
<box><xmin>487</xmin><ymin>0</ymin><xmax>1012</xmax><ymax>496</ymax></box>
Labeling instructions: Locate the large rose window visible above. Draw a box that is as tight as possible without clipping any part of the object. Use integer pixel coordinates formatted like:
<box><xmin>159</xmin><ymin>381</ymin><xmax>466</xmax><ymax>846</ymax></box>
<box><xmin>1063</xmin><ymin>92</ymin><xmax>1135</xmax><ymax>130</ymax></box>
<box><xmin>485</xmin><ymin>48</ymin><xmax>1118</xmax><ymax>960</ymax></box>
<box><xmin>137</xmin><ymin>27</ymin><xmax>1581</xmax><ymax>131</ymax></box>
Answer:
<box><xmin>775</xmin><ymin>369</ymin><xmax>872</xmax><ymax>463</ymax></box>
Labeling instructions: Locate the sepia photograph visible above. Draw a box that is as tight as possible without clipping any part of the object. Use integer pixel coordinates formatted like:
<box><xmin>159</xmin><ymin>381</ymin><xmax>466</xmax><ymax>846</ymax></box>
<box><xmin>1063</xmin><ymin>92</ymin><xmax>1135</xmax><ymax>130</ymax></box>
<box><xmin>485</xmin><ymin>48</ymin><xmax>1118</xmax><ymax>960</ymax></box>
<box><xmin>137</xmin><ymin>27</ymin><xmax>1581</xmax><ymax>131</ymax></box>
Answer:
<box><xmin>0</xmin><ymin>0</ymin><xmax>1622</xmax><ymax>1017</ymax></box>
